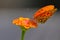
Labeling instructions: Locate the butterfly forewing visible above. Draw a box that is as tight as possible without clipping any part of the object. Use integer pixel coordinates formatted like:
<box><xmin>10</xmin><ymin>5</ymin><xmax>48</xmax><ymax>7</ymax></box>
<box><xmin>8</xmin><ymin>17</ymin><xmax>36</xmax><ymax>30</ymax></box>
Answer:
<box><xmin>33</xmin><ymin>5</ymin><xmax>57</xmax><ymax>24</ymax></box>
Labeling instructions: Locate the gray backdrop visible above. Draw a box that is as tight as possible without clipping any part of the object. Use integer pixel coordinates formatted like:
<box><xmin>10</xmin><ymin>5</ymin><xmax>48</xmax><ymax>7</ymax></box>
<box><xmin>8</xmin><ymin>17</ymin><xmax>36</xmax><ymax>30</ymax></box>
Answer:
<box><xmin>0</xmin><ymin>8</ymin><xmax>60</xmax><ymax>40</ymax></box>
<box><xmin>0</xmin><ymin>0</ymin><xmax>60</xmax><ymax>9</ymax></box>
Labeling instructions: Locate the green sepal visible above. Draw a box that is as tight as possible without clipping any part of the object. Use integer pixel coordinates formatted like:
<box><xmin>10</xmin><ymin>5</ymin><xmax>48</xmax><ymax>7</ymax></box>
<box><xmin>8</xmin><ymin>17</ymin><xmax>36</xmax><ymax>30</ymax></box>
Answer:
<box><xmin>20</xmin><ymin>26</ymin><xmax>27</xmax><ymax>31</ymax></box>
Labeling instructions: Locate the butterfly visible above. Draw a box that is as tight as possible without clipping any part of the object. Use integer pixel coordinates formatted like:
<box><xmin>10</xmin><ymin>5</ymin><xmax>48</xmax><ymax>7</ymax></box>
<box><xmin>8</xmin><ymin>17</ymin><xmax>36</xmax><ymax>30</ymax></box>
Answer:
<box><xmin>33</xmin><ymin>5</ymin><xmax>57</xmax><ymax>24</ymax></box>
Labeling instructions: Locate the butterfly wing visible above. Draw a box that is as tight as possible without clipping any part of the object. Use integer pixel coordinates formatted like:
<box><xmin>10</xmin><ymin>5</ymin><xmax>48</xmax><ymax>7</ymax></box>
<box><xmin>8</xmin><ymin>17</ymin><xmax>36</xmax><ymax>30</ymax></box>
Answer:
<box><xmin>33</xmin><ymin>5</ymin><xmax>57</xmax><ymax>24</ymax></box>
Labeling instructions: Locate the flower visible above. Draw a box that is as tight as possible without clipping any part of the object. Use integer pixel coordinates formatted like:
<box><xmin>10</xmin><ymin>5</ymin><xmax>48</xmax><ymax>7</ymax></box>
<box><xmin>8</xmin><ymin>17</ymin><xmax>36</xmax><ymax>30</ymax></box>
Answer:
<box><xmin>33</xmin><ymin>5</ymin><xmax>57</xmax><ymax>24</ymax></box>
<box><xmin>12</xmin><ymin>17</ymin><xmax>37</xmax><ymax>29</ymax></box>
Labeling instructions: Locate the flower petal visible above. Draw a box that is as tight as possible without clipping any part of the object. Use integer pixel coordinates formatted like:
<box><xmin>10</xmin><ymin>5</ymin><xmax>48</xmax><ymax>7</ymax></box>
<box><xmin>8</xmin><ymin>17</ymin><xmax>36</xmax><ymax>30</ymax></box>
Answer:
<box><xmin>12</xmin><ymin>17</ymin><xmax>38</xmax><ymax>29</ymax></box>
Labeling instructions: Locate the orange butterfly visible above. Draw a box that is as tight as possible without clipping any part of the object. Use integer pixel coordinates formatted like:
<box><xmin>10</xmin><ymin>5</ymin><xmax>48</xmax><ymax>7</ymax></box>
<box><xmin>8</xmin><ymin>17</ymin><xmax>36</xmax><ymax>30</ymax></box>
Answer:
<box><xmin>33</xmin><ymin>5</ymin><xmax>57</xmax><ymax>24</ymax></box>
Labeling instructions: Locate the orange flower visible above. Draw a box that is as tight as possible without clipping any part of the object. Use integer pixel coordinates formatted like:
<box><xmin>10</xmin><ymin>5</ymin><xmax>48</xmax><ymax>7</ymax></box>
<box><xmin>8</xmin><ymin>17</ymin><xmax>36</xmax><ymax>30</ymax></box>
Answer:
<box><xmin>12</xmin><ymin>17</ymin><xmax>37</xmax><ymax>29</ymax></box>
<box><xmin>33</xmin><ymin>5</ymin><xmax>57</xmax><ymax>24</ymax></box>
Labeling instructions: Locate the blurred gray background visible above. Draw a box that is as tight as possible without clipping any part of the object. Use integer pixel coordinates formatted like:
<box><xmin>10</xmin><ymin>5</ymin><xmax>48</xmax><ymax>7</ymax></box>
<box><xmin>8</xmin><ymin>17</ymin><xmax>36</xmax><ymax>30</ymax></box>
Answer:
<box><xmin>0</xmin><ymin>0</ymin><xmax>60</xmax><ymax>40</ymax></box>
<box><xmin>0</xmin><ymin>0</ymin><xmax>60</xmax><ymax>9</ymax></box>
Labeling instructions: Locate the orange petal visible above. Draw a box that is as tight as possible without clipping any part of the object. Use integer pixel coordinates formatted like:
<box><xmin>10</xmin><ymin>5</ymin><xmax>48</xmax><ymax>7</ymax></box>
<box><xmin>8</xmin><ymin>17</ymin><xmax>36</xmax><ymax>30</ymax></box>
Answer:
<box><xmin>12</xmin><ymin>18</ymin><xmax>19</xmax><ymax>25</ymax></box>
<box><xmin>29</xmin><ymin>20</ymin><xmax>38</xmax><ymax>28</ymax></box>
<box><xmin>12</xmin><ymin>17</ymin><xmax>38</xmax><ymax>29</ymax></box>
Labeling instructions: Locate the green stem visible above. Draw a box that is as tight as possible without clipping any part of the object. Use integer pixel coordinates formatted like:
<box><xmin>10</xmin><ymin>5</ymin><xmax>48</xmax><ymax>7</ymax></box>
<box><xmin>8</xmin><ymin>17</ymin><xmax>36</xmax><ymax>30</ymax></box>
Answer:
<box><xmin>21</xmin><ymin>30</ymin><xmax>26</xmax><ymax>40</ymax></box>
